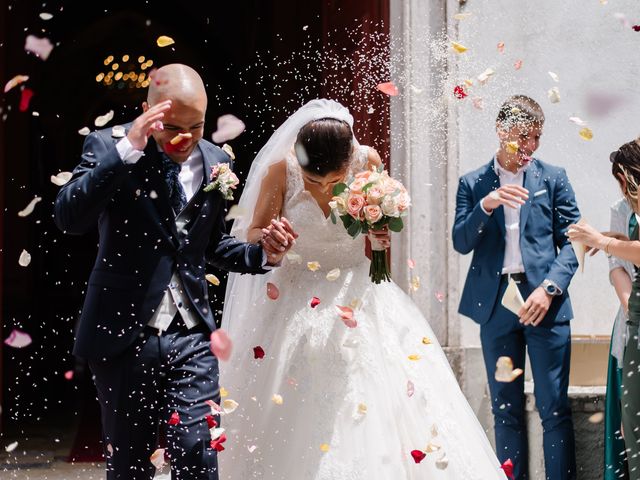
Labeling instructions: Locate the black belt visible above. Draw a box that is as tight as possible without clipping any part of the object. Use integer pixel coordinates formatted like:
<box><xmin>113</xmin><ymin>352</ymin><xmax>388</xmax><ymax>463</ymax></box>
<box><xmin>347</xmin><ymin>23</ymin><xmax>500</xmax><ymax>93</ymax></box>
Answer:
<box><xmin>501</xmin><ymin>272</ymin><xmax>527</xmax><ymax>283</ymax></box>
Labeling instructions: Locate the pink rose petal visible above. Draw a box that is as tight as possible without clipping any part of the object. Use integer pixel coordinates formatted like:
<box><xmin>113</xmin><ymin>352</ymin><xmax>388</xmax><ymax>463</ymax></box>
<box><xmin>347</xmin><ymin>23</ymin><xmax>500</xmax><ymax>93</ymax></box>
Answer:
<box><xmin>210</xmin><ymin>329</ymin><xmax>233</xmax><ymax>362</ymax></box>
<box><xmin>4</xmin><ymin>329</ymin><xmax>32</xmax><ymax>348</ymax></box>
<box><xmin>24</xmin><ymin>35</ymin><xmax>54</xmax><ymax>60</ymax></box>
<box><xmin>64</xmin><ymin>370</ymin><xmax>74</xmax><ymax>380</ymax></box>
<box><xmin>377</xmin><ymin>81</ymin><xmax>399</xmax><ymax>96</ymax></box>
<box><xmin>336</xmin><ymin>305</ymin><xmax>357</xmax><ymax>328</ymax></box>
<box><xmin>407</xmin><ymin>380</ymin><xmax>415</xmax><ymax>397</ymax></box>
<box><xmin>266</xmin><ymin>282</ymin><xmax>280</xmax><ymax>300</ymax></box>
<box><xmin>211</xmin><ymin>114</ymin><xmax>245</xmax><ymax>144</ymax></box>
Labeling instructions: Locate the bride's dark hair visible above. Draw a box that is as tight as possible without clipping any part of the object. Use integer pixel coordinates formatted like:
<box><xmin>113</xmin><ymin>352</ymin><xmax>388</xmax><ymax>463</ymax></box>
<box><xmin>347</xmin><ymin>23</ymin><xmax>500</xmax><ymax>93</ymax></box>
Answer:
<box><xmin>295</xmin><ymin>118</ymin><xmax>353</xmax><ymax>176</ymax></box>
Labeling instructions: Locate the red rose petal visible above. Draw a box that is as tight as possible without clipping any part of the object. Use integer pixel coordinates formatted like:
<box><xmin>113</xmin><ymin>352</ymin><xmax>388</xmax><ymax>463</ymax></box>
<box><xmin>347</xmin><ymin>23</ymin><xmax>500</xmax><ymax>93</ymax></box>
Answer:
<box><xmin>310</xmin><ymin>296</ymin><xmax>321</xmax><ymax>308</ymax></box>
<box><xmin>253</xmin><ymin>346</ymin><xmax>265</xmax><ymax>359</ymax></box>
<box><xmin>633</xmin><ymin>25</ymin><xmax>640</xmax><ymax>31</ymax></box>
<box><xmin>19</xmin><ymin>87</ymin><xmax>34</xmax><ymax>112</ymax></box>
<box><xmin>411</xmin><ymin>449</ymin><xmax>426</xmax><ymax>464</ymax></box>
<box><xmin>210</xmin><ymin>433</ymin><xmax>227</xmax><ymax>451</ymax></box>
<box><xmin>205</xmin><ymin>414</ymin><xmax>218</xmax><ymax>429</ymax></box>
<box><xmin>210</xmin><ymin>329</ymin><xmax>233</xmax><ymax>362</ymax></box>
<box><xmin>500</xmin><ymin>459</ymin><xmax>515</xmax><ymax>479</ymax></box>
<box><xmin>266</xmin><ymin>282</ymin><xmax>280</xmax><ymax>300</ymax></box>
<box><xmin>377</xmin><ymin>81</ymin><xmax>399</xmax><ymax>96</ymax></box>
<box><xmin>453</xmin><ymin>85</ymin><xmax>467</xmax><ymax>99</ymax></box>
<box><xmin>168</xmin><ymin>411</ymin><xmax>180</xmax><ymax>426</ymax></box>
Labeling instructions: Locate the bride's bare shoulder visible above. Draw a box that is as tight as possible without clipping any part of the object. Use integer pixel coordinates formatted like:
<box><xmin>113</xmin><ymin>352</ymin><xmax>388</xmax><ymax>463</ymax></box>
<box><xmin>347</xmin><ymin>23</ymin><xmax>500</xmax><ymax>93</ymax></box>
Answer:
<box><xmin>263</xmin><ymin>159</ymin><xmax>288</xmax><ymax>184</ymax></box>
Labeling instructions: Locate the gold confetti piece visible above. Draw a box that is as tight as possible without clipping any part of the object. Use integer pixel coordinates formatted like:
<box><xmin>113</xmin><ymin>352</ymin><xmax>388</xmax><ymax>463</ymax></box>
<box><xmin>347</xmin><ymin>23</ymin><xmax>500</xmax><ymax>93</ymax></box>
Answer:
<box><xmin>506</xmin><ymin>141</ymin><xmax>519</xmax><ymax>154</ymax></box>
<box><xmin>78</xmin><ymin>127</ymin><xmax>90</xmax><ymax>136</ymax></box>
<box><xmin>326</xmin><ymin>268</ymin><xmax>341</xmax><ymax>281</ymax></box>
<box><xmin>271</xmin><ymin>394</ymin><xmax>284</xmax><ymax>405</ymax></box>
<box><xmin>157</xmin><ymin>35</ymin><xmax>175</xmax><ymax>47</ymax></box>
<box><xmin>206</xmin><ymin>274</ymin><xmax>220</xmax><ymax>286</ymax></box>
<box><xmin>320</xmin><ymin>443</ymin><xmax>330</xmax><ymax>452</ymax></box>
<box><xmin>307</xmin><ymin>261</ymin><xmax>321</xmax><ymax>271</ymax></box>
<box><xmin>4</xmin><ymin>74</ymin><xmax>29</xmax><ymax>93</ymax></box>
<box><xmin>588</xmin><ymin>412</ymin><xmax>604</xmax><ymax>424</ymax></box>
<box><xmin>94</xmin><ymin>110</ymin><xmax>114</xmax><ymax>127</ymax></box>
<box><xmin>422</xmin><ymin>337</ymin><xmax>432</xmax><ymax>345</ymax></box>
<box><xmin>18</xmin><ymin>196</ymin><xmax>42</xmax><ymax>217</ymax></box>
<box><xmin>18</xmin><ymin>249</ymin><xmax>31</xmax><ymax>267</ymax></box>
<box><xmin>495</xmin><ymin>356</ymin><xmax>524</xmax><ymax>382</ymax></box>
<box><xmin>579</xmin><ymin>127</ymin><xmax>594</xmax><ymax>140</ymax></box>
<box><xmin>410</xmin><ymin>275</ymin><xmax>421</xmax><ymax>292</ymax></box>
<box><xmin>220</xmin><ymin>387</ymin><xmax>229</xmax><ymax>398</ymax></box>
<box><xmin>547</xmin><ymin>87</ymin><xmax>561</xmax><ymax>104</ymax></box>
<box><xmin>451</xmin><ymin>41</ymin><xmax>468</xmax><ymax>53</ymax></box>
<box><xmin>222</xmin><ymin>143</ymin><xmax>236</xmax><ymax>160</ymax></box>
<box><xmin>453</xmin><ymin>12</ymin><xmax>472</xmax><ymax>20</ymax></box>
<box><xmin>50</xmin><ymin>172</ymin><xmax>72</xmax><ymax>186</ymax></box>
<box><xmin>170</xmin><ymin>132</ymin><xmax>192</xmax><ymax>145</ymax></box>
<box><xmin>408</xmin><ymin>354</ymin><xmax>421</xmax><ymax>361</ymax></box>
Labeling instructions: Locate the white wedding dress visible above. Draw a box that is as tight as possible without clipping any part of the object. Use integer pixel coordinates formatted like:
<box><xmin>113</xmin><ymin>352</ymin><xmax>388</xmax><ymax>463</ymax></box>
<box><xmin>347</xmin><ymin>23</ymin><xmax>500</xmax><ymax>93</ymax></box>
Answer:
<box><xmin>219</xmin><ymin>148</ymin><xmax>506</xmax><ymax>479</ymax></box>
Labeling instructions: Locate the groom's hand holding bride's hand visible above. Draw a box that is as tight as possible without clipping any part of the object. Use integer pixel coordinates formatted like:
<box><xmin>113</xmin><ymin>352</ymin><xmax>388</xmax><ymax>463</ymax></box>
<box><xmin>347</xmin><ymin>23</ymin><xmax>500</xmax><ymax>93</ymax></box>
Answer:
<box><xmin>261</xmin><ymin>217</ymin><xmax>298</xmax><ymax>265</ymax></box>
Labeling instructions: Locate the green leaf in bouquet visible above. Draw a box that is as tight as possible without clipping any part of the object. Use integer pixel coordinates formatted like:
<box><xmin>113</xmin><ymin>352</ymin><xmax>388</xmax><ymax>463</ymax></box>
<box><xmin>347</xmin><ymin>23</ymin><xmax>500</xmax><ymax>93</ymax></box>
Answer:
<box><xmin>333</xmin><ymin>183</ymin><xmax>348</xmax><ymax>196</ymax></box>
<box><xmin>341</xmin><ymin>214</ymin><xmax>355</xmax><ymax>230</ymax></box>
<box><xmin>361</xmin><ymin>182</ymin><xmax>375</xmax><ymax>193</ymax></box>
<box><xmin>347</xmin><ymin>220</ymin><xmax>362</xmax><ymax>238</ymax></box>
<box><xmin>330</xmin><ymin>209</ymin><xmax>337</xmax><ymax>224</ymax></box>
<box><xmin>388</xmin><ymin>216</ymin><xmax>404</xmax><ymax>232</ymax></box>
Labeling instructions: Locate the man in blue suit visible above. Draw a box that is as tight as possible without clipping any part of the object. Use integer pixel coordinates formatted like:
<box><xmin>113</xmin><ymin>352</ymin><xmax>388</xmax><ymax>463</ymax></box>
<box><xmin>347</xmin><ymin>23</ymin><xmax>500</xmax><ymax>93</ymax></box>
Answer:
<box><xmin>452</xmin><ymin>95</ymin><xmax>580</xmax><ymax>479</ymax></box>
<box><xmin>55</xmin><ymin>64</ymin><xmax>295</xmax><ymax>479</ymax></box>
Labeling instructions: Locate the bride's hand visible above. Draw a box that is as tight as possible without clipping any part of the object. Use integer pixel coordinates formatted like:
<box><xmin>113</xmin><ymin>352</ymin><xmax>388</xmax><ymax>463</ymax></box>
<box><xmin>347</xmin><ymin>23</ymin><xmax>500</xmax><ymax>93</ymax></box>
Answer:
<box><xmin>368</xmin><ymin>227</ymin><xmax>390</xmax><ymax>251</ymax></box>
<box><xmin>261</xmin><ymin>217</ymin><xmax>298</xmax><ymax>265</ymax></box>
<box><xmin>566</xmin><ymin>222</ymin><xmax>607</xmax><ymax>250</ymax></box>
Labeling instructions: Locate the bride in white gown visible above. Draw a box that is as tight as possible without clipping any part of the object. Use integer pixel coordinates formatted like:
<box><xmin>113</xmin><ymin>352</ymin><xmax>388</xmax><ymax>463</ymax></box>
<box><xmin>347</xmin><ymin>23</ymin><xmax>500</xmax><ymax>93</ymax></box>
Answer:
<box><xmin>219</xmin><ymin>99</ymin><xmax>507</xmax><ymax>479</ymax></box>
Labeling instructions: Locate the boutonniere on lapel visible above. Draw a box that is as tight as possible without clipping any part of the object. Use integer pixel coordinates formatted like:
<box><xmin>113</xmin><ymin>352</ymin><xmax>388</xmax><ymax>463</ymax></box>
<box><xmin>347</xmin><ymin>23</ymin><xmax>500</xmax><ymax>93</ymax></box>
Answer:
<box><xmin>203</xmin><ymin>145</ymin><xmax>239</xmax><ymax>200</ymax></box>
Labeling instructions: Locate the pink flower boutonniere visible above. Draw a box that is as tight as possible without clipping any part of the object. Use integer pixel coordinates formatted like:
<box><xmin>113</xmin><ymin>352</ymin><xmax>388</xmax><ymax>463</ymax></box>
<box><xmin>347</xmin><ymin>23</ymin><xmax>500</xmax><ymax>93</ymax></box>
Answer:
<box><xmin>204</xmin><ymin>146</ymin><xmax>239</xmax><ymax>200</ymax></box>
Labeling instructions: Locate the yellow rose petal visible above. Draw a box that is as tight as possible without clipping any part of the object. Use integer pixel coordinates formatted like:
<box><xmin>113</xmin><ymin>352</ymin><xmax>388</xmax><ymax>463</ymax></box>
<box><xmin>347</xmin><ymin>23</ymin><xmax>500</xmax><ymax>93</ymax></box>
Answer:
<box><xmin>408</xmin><ymin>354</ymin><xmax>421</xmax><ymax>361</ymax></box>
<box><xmin>206</xmin><ymin>274</ymin><xmax>220</xmax><ymax>286</ymax></box>
<box><xmin>157</xmin><ymin>35</ymin><xmax>175</xmax><ymax>47</ymax></box>
<box><xmin>422</xmin><ymin>337</ymin><xmax>432</xmax><ymax>345</ymax></box>
<box><xmin>579</xmin><ymin>127</ymin><xmax>593</xmax><ymax>141</ymax></box>
<box><xmin>307</xmin><ymin>261</ymin><xmax>321</xmax><ymax>272</ymax></box>
<box><xmin>320</xmin><ymin>443</ymin><xmax>330</xmax><ymax>452</ymax></box>
<box><xmin>410</xmin><ymin>276</ymin><xmax>421</xmax><ymax>292</ymax></box>
<box><xmin>272</xmin><ymin>394</ymin><xmax>284</xmax><ymax>405</ymax></box>
<box><xmin>506</xmin><ymin>141</ymin><xmax>519</xmax><ymax>154</ymax></box>
<box><xmin>357</xmin><ymin>403</ymin><xmax>368</xmax><ymax>415</ymax></box>
<box><xmin>451</xmin><ymin>41</ymin><xmax>468</xmax><ymax>54</ymax></box>
<box><xmin>220</xmin><ymin>387</ymin><xmax>229</xmax><ymax>398</ymax></box>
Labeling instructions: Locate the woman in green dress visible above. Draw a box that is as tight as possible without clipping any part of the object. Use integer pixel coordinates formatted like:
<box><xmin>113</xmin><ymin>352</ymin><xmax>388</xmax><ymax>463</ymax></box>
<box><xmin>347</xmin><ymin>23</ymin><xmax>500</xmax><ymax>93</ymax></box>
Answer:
<box><xmin>567</xmin><ymin>137</ymin><xmax>640</xmax><ymax>479</ymax></box>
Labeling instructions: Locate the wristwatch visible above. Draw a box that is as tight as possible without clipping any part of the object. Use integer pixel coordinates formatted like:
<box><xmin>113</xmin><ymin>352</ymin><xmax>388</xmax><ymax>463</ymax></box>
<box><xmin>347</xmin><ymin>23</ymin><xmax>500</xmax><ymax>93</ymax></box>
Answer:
<box><xmin>541</xmin><ymin>279</ymin><xmax>561</xmax><ymax>296</ymax></box>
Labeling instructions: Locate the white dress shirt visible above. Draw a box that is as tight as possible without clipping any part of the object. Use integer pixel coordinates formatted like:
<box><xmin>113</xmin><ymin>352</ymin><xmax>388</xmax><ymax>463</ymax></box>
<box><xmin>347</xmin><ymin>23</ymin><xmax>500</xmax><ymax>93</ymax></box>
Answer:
<box><xmin>481</xmin><ymin>157</ymin><xmax>528</xmax><ymax>275</ymax></box>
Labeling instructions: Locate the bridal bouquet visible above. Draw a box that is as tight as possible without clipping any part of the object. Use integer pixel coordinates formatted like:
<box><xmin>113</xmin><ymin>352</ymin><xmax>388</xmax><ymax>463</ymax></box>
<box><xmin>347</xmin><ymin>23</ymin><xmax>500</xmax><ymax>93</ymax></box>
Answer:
<box><xmin>329</xmin><ymin>167</ymin><xmax>410</xmax><ymax>283</ymax></box>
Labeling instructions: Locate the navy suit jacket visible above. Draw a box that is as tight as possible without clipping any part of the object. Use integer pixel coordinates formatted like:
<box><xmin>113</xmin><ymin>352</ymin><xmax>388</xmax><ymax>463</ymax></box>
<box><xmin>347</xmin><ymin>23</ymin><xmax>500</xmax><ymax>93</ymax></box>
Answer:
<box><xmin>55</xmin><ymin>126</ymin><xmax>266</xmax><ymax>360</ymax></box>
<box><xmin>452</xmin><ymin>158</ymin><xmax>580</xmax><ymax>325</ymax></box>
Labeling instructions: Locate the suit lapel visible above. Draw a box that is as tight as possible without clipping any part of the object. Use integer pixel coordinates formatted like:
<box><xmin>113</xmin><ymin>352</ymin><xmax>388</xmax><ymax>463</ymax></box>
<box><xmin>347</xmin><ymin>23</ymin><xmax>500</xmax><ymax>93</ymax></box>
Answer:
<box><xmin>479</xmin><ymin>160</ymin><xmax>506</xmax><ymax>237</ymax></box>
<box><xmin>519</xmin><ymin>159</ymin><xmax>540</xmax><ymax>234</ymax></box>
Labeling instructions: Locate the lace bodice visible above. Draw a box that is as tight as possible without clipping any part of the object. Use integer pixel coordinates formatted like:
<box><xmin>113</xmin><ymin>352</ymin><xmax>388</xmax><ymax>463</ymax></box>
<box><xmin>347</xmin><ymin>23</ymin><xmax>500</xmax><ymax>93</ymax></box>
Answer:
<box><xmin>282</xmin><ymin>146</ymin><xmax>369</xmax><ymax>270</ymax></box>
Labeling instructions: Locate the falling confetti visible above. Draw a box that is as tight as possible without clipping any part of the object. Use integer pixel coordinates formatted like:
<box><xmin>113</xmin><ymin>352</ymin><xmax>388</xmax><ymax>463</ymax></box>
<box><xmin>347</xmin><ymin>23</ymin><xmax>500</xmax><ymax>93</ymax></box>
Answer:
<box><xmin>307</xmin><ymin>261</ymin><xmax>321</xmax><ymax>271</ymax></box>
<box><xmin>5</xmin><ymin>441</ymin><xmax>18</xmax><ymax>453</ymax></box>
<box><xmin>39</xmin><ymin>12</ymin><xmax>53</xmax><ymax>20</ymax></box>
<box><xmin>4</xmin><ymin>329</ymin><xmax>32</xmax><ymax>348</ymax></box>
<box><xmin>286</xmin><ymin>252</ymin><xmax>303</xmax><ymax>264</ymax></box>
<box><xmin>326</xmin><ymin>268</ymin><xmax>341</xmax><ymax>281</ymax></box>
<box><xmin>266</xmin><ymin>282</ymin><xmax>280</xmax><ymax>300</ymax></box>
<box><xmin>495</xmin><ymin>356</ymin><xmax>524</xmax><ymax>382</ymax></box>
<box><xmin>157</xmin><ymin>35</ymin><xmax>175</xmax><ymax>47</ymax></box>
<box><xmin>94</xmin><ymin>110</ymin><xmax>114</xmax><ymax>127</ymax></box>
<box><xmin>4</xmin><ymin>75</ymin><xmax>29</xmax><ymax>93</ymax></box>
<box><xmin>547</xmin><ymin>86</ymin><xmax>561</xmax><ymax>103</ymax></box>
<box><xmin>451</xmin><ymin>41</ymin><xmax>468</xmax><ymax>54</ymax></box>
<box><xmin>310</xmin><ymin>296</ymin><xmax>321</xmax><ymax>308</ymax></box>
<box><xmin>271</xmin><ymin>394</ymin><xmax>284</xmax><ymax>405</ymax></box>
<box><xmin>377</xmin><ymin>81</ymin><xmax>399</xmax><ymax>96</ymax></box>
<box><xmin>253</xmin><ymin>346</ymin><xmax>265</xmax><ymax>359</ymax></box>
<box><xmin>220</xmin><ymin>387</ymin><xmax>229</xmax><ymax>398</ymax></box>
<box><xmin>221</xmin><ymin>399</ymin><xmax>239</xmax><ymax>415</ymax></box>
<box><xmin>407</xmin><ymin>259</ymin><xmax>415</xmax><ymax>269</ymax></box>
<box><xmin>210</xmin><ymin>329</ymin><xmax>233</xmax><ymax>361</ymax></box>
<box><xmin>247</xmin><ymin>445</ymin><xmax>257</xmax><ymax>453</ymax></box>
<box><xmin>579</xmin><ymin>127</ymin><xmax>594</xmax><ymax>140</ymax></box>
<box><xmin>18</xmin><ymin>249</ymin><xmax>31</xmax><ymax>267</ymax></box>
<box><xmin>24</xmin><ymin>35</ymin><xmax>54</xmax><ymax>60</ymax></box>
<box><xmin>212</xmin><ymin>114</ymin><xmax>246</xmax><ymax>143</ymax></box>
<box><xmin>18</xmin><ymin>196</ymin><xmax>42</xmax><ymax>217</ymax></box>
<box><xmin>205</xmin><ymin>274</ymin><xmax>220</xmax><ymax>286</ymax></box>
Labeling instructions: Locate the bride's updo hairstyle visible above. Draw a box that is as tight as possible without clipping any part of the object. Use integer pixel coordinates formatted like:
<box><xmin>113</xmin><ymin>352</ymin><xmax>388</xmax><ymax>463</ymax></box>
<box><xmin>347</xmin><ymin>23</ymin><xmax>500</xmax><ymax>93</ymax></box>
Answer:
<box><xmin>294</xmin><ymin>118</ymin><xmax>354</xmax><ymax>176</ymax></box>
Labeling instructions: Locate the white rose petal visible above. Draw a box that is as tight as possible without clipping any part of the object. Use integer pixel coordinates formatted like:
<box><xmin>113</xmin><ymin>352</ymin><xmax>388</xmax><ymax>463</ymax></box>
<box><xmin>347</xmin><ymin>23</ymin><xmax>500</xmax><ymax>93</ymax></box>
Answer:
<box><xmin>94</xmin><ymin>110</ymin><xmax>114</xmax><ymax>127</ymax></box>
<box><xmin>477</xmin><ymin>68</ymin><xmax>495</xmax><ymax>84</ymax></box>
<box><xmin>5</xmin><ymin>441</ymin><xmax>18</xmax><ymax>452</ymax></box>
<box><xmin>212</xmin><ymin>114</ymin><xmax>245</xmax><ymax>144</ymax></box>
<box><xmin>50</xmin><ymin>172</ymin><xmax>73</xmax><ymax>186</ymax></box>
<box><xmin>548</xmin><ymin>71</ymin><xmax>560</xmax><ymax>83</ymax></box>
<box><xmin>18</xmin><ymin>196</ymin><xmax>42</xmax><ymax>217</ymax></box>
<box><xmin>111</xmin><ymin>125</ymin><xmax>126</xmax><ymax>138</ymax></box>
<box><xmin>39</xmin><ymin>12</ymin><xmax>53</xmax><ymax>20</ymax></box>
<box><xmin>247</xmin><ymin>445</ymin><xmax>257</xmax><ymax>453</ymax></box>
<box><xmin>435</xmin><ymin>453</ymin><xmax>449</xmax><ymax>470</ymax></box>
<box><xmin>326</xmin><ymin>268</ymin><xmax>341</xmax><ymax>281</ymax></box>
<box><xmin>569</xmin><ymin>116</ymin><xmax>587</xmax><ymax>126</ymax></box>
<box><xmin>78</xmin><ymin>127</ymin><xmax>91</xmax><ymax>136</ymax></box>
<box><xmin>19</xmin><ymin>249</ymin><xmax>32</xmax><ymax>267</ymax></box>
<box><xmin>209</xmin><ymin>427</ymin><xmax>225</xmax><ymax>440</ymax></box>
<box><xmin>547</xmin><ymin>87</ymin><xmax>561</xmax><ymax>104</ymax></box>
<box><xmin>4</xmin><ymin>329</ymin><xmax>32</xmax><ymax>348</ymax></box>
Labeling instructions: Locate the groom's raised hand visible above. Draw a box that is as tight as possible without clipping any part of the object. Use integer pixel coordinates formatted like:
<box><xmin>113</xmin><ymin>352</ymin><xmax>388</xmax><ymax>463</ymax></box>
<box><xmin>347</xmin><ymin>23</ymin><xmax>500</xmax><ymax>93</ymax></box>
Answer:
<box><xmin>127</xmin><ymin>100</ymin><xmax>172</xmax><ymax>150</ymax></box>
<box><xmin>261</xmin><ymin>217</ymin><xmax>298</xmax><ymax>266</ymax></box>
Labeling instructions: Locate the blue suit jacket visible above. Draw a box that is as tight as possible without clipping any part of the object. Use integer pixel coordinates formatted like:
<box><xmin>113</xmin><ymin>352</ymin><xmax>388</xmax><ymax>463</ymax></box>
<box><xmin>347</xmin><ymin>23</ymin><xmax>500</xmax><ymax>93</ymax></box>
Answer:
<box><xmin>452</xmin><ymin>158</ymin><xmax>580</xmax><ymax>325</ymax></box>
<box><xmin>55</xmin><ymin>126</ymin><xmax>266</xmax><ymax>359</ymax></box>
